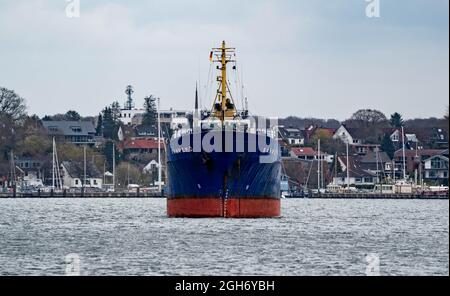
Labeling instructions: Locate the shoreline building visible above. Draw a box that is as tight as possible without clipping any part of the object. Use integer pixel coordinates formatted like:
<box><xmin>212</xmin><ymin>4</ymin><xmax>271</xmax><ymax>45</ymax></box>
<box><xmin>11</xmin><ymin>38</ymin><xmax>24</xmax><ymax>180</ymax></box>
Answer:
<box><xmin>61</xmin><ymin>161</ymin><xmax>103</xmax><ymax>189</ymax></box>
<box><xmin>118</xmin><ymin>85</ymin><xmax>189</xmax><ymax>126</ymax></box>
<box><xmin>42</xmin><ymin>120</ymin><xmax>99</xmax><ymax>146</ymax></box>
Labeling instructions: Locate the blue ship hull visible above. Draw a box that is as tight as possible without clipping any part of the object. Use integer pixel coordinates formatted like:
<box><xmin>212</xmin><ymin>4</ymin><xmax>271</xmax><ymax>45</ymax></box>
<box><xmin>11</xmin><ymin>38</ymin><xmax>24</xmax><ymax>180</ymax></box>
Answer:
<box><xmin>166</xmin><ymin>130</ymin><xmax>281</xmax><ymax>218</ymax></box>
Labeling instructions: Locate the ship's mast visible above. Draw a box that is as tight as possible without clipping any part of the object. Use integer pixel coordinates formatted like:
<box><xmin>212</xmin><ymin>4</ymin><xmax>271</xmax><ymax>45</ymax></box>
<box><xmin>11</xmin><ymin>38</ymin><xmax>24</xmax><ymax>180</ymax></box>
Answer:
<box><xmin>211</xmin><ymin>41</ymin><xmax>236</xmax><ymax>121</ymax></box>
<box><xmin>220</xmin><ymin>42</ymin><xmax>227</xmax><ymax>119</ymax></box>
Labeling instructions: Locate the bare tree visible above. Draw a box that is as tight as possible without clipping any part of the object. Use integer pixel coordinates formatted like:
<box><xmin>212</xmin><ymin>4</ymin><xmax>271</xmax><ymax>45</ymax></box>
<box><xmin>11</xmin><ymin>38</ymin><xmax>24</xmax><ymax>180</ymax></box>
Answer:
<box><xmin>350</xmin><ymin>109</ymin><xmax>387</xmax><ymax>124</ymax></box>
<box><xmin>0</xmin><ymin>88</ymin><xmax>27</xmax><ymax>166</ymax></box>
<box><xmin>0</xmin><ymin>87</ymin><xmax>27</xmax><ymax>122</ymax></box>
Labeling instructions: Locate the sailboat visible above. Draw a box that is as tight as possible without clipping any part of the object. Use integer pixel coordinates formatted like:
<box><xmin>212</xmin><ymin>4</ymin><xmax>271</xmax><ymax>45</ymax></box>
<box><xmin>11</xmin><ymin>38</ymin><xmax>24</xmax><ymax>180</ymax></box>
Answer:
<box><xmin>374</xmin><ymin>126</ymin><xmax>414</xmax><ymax>194</ymax></box>
<box><xmin>394</xmin><ymin>126</ymin><xmax>414</xmax><ymax>193</ymax></box>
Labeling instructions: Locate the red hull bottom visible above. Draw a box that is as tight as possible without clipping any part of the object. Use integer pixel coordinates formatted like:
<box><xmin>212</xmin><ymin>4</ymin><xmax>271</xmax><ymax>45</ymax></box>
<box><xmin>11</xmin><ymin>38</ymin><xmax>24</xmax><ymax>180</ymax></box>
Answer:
<box><xmin>167</xmin><ymin>197</ymin><xmax>281</xmax><ymax>218</ymax></box>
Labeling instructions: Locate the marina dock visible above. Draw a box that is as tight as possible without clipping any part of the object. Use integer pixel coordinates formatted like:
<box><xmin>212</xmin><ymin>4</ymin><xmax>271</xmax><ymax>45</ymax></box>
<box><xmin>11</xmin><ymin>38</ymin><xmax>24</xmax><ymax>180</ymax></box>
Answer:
<box><xmin>1</xmin><ymin>191</ymin><xmax>447</xmax><ymax>199</ymax></box>
<box><xmin>0</xmin><ymin>191</ymin><xmax>164</xmax><ymax>199</ymax></box>
<box><xmin>294</xmin><ymin>192</ymin><xmax>449</xmax><ymax>200</ymax></box>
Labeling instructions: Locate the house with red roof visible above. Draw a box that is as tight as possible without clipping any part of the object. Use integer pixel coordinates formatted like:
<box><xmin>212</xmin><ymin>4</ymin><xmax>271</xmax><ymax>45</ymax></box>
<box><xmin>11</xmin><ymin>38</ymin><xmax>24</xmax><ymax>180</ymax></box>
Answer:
<box><xmin>290</xmin><ymin>147</ymin><xmax>333</xmax><ymax>163</ymax></box>
<box><xmin>290</xmin><ymin>147</ymin><xmax>317</xmax><ymax>160</ymax></box>
<box><xmin>119</xmin><ymin>138</ymin><xmax>165</xmax><ymax>154</ymax></box>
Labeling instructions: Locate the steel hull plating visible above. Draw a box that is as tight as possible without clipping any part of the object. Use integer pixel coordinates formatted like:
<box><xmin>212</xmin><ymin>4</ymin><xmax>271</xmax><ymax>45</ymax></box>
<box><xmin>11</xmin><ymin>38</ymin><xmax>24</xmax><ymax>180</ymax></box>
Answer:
<box><xmin>167</xmin><ymin>131</ymin><xmax>281</xmax><ymax>218</ymax></box>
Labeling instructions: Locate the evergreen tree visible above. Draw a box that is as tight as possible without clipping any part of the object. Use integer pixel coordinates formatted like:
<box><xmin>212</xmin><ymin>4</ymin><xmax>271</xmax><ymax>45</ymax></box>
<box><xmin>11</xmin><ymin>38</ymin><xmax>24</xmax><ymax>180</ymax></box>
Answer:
<box><xmin>390</xmin><ymin>112</ymin><xmax>404</xmax><ymax>128</ymax></box>
<box><xmin>103</xmin><ymin>140</ymin><xmax>120</xmax><ymax>171</ymax></box>
<box><xmin>111</xmin><ymin>101</ymin><xmax>121</xmax><ymax>123</ymax></box>
<box><xmin>381</xmin><ymin>133</ymin><xmax>395</xmax><ymax>159</ymax></box>
<box><xmin>102</xmin><ymin>107</ymin><xmax>118</xmax><ymax>140</ymax></box>
<box><xmin>96</xmin><ymin>113</ymin><xmax>103</xmax><ymax>136</ymax></box>
<box><xmin>142</xmin><ymin>95</ymin><xmax>157</xmax><ymax>127</ymax></box>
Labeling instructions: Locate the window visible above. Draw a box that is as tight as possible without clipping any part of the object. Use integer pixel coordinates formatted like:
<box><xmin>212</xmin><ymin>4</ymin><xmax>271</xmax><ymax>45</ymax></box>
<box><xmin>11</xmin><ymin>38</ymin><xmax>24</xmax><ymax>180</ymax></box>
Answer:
<box><xmin>431</xmin><ymin>159</ymin><xmax>442</xmax><ymax>169</ymax></box>
<box><xmin>70</xmin><ymin>126</ymin><xmax>82</xmax><ymax>133</ymax></box>
<box><xmin>75</xmin><ymin>180</ymin><xmax>79</xmax><ymax>185</ymax></box>
<box><xmin>93</xmin><ymin>179</ymin><xmax>98</xmax><ymax>185</ymax></box>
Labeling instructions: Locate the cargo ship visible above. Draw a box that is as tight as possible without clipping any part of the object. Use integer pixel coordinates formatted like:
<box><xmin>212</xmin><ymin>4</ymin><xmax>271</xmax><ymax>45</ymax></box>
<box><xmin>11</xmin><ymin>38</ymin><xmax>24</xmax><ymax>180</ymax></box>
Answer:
<box><xmin>166</xmin><ymin>41</ymin><xmax>281</xmax><ymax>218</ymax></box>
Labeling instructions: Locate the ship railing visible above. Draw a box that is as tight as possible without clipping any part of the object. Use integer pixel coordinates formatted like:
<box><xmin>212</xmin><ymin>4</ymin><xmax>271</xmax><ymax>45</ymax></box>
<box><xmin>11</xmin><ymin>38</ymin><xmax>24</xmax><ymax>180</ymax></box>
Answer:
<box><xmin>170</xmin><ymin>126</ymin><xmax>279</xmax><ymax>140</ymax></box>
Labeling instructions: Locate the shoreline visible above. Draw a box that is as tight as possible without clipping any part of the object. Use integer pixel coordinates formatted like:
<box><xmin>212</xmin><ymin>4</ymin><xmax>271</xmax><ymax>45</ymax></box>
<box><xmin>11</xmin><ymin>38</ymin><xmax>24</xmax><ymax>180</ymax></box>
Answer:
<box><xmin>0</xmin><ymin>194</ymin><xmax>447</xmax><ymax>200</ymax></box>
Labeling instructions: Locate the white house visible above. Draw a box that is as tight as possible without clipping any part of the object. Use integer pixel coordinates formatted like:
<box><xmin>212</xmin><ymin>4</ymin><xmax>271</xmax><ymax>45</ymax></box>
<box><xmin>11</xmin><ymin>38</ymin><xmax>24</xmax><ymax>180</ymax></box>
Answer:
<box><xmin>119</xmin><ymin>108</ymin><xmax>190</xmax><ymax>126</ymax></box>
<box><xmin>333</xmin><ymin>125</ymin><xmax>363</xmax><ymax>145</ymax></box>
<box><xmin>61</xmin><ymin>161</ymin><xmax>103</xmax><ymax>189</ymax></box>
<box><xmin>279</xmin><ymin>126</ymin><xmax>305</xmax><ymax>146</ymax></box>
<box><xmin>423</xmin><ymin>155</ymin><xmax>449</xmax><ymax>183</ymax></box>
<box><xmin>119</xmin><ymin>108</ymin><xmax>145</xmax><ymax>125</ymax></box>
<box><xmin>389</xmin><ymin>129</ymin><xmax>419</xmax><ymax>144</ymax></box>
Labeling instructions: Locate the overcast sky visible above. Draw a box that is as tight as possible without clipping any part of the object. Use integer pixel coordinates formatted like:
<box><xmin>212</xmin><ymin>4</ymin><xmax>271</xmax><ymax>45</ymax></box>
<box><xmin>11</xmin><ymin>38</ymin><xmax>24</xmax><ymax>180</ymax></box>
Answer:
<box><xmin>0</xmin><ymin>0</ymin><xmax>448</xmax><ymax>120</ymax></box>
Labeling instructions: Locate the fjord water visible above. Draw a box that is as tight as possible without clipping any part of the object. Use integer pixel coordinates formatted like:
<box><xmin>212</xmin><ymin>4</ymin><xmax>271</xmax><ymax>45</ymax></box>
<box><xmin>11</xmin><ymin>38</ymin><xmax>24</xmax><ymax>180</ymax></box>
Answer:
<box><xmin>0</xmin><ymin>198</ymin><xmax>448</xmax><ymax>276</ymax></box>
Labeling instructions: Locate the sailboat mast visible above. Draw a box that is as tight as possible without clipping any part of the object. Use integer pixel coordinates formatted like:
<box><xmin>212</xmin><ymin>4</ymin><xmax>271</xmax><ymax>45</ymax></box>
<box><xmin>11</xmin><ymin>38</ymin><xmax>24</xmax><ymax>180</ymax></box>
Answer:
<box><xmin>127</xmin><ymin>163</ymin><xmax>130</xmax><ymax>186</ymax></box>
<box><xmin>376</xmin><ymin>147</ymin><xmax>379</xmax><ymax>183</ymax></box>
<box><xmin>346</xmin><ymin>141</ymin><xmax>350</xmax><ymax>190</ymax></box>
<box><xmin>52</xmin><ymin>138</ymin><xmax>55</xmax><ymax>190</ymax></box>
<box><xmin>402</xmin><ymin>126</ymin><xmax>406</xmax><ymax>180</ymax></box>
<box><xmin>157</xmin><ymin>97</ymin><xmax>162</xmax><ymax>192</ymax></box>
<box><xmin>112</xmin><ymin>142</ymin><xmax>116</xmax><ymax>192</ymax></box>
<box><xmin>84</xmin><ymin>145</ymin><xmax>87</xmax><ymax>190</ymax></box>
<box><xmin>393</xmin><ymin>160</ymin><xmax>396</xmax><ymax>183</ymax></box>
<box><xmin>10</xmin><ymin>150</ymin><xmax>16</xmax><ymax>188</ymax></box>
<box><xmin>334</xmin><ymin>152</ymin><xmax>337</xmax><ymax>185</ymax></box>
<box><xmin>317</xmin><ymin>139</ymin><xmax>321</xmax><ymax>191</ymax></box>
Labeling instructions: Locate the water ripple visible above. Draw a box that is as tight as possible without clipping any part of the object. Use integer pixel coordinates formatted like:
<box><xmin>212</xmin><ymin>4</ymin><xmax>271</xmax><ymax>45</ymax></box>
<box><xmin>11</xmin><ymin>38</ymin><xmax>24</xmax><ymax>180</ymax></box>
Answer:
<box><xmin>0</xmin><ymin>198</ymin><xmax>448</xmax><ymax>276</ymax></box>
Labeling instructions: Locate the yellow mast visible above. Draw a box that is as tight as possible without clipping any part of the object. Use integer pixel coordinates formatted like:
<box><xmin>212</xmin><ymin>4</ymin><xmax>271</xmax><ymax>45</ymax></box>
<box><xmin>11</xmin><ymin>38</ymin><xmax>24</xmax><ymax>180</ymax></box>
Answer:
<box><xmin>220</xmin><ymin>41</ymin><xmax>227</xmax><ymax>120</ymax></box>
<box><xmin>211</xmin><ymin>41</ymin><xmax>236</xmax><ymax>121</ymax></box>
